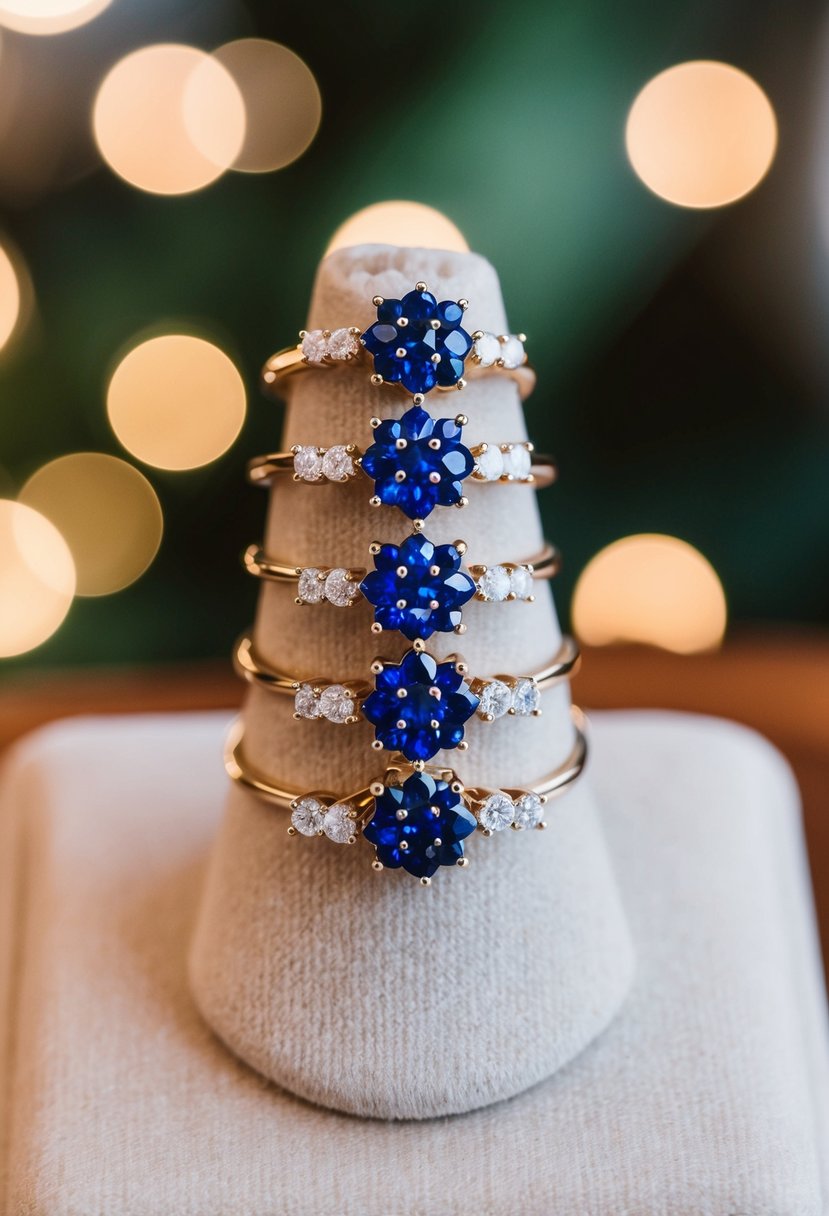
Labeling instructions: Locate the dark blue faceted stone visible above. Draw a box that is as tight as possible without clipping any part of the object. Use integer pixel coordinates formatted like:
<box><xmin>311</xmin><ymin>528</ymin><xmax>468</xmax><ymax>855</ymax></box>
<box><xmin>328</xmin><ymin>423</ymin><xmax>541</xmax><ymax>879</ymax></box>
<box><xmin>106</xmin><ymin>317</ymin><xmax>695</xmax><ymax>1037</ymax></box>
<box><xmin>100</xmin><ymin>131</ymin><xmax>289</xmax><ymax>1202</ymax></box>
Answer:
<box><xmin>360</xmin><ymin>533</ymin><xmax>476</xmax><ymax>641</ymax></box>
<box><xmin>363</xmin><ymin>770</ymin><xmax>477</xmax><ymax>879</ymax></box>
<box><xmin>360</xmin><ymin>405</ymin><xmax>474</xmax><ymax>521</ymax></box>
<box><xmin>361</xmin><ymin>648</ymin><xmax>479</xmax><ymax>762</ymax></box>
<box><xmin>360</xmin><ymin>285</ymin><xmax>473</xmax><ymax>395</ymax></box>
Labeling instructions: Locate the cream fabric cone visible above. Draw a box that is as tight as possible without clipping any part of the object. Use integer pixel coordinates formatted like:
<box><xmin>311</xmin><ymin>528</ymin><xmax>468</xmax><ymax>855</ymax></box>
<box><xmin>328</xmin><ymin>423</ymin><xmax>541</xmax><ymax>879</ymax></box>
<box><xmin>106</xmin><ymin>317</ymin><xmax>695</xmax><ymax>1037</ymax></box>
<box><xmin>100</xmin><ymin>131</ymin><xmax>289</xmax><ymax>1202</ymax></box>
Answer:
<box><xmin>189</xmin><ymin>245</ymin><xmax>634</xmax><ymax>1119</ymax></box>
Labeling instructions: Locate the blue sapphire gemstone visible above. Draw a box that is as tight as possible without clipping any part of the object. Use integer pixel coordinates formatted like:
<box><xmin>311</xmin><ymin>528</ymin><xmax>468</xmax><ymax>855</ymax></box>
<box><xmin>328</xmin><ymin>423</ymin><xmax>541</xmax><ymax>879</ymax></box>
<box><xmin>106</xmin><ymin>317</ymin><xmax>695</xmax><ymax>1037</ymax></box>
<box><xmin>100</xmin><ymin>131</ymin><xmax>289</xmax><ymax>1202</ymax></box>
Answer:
<box><xmin>360</xmin><ymin>533</ymin><xmax>475</xmax><ymax>641</ymax></box>
<box><xmin>361</xmin><ymin>648</ymin><xmax>479</xmax><ymax>762</ymax></box>
<box><xmin>361</xmin><ymin>287</ymin><xmax>473</xmax><ymax>395</ymax></box>
<box><xmin>360</xmin><ymin>405</ymin><xmax>474</xmax><ymax>521</ymax></box>
<box><xmin>363</xmin><ymin>770</ymin><xmax>477</xmax><ymax>879</ymax></box>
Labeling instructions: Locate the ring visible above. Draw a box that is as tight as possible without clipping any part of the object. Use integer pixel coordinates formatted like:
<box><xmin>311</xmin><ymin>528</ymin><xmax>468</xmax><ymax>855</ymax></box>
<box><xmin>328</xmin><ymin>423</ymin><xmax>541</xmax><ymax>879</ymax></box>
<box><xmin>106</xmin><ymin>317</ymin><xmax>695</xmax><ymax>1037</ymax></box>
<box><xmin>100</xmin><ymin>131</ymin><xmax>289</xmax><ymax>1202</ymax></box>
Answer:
<box><xmin>248</xmin><ymin>405</ymin><xmax>555</xmax><ymax>526</ymax></box>
<box><xmin>243</xmin><ymin>537</ymin><xmax>561</xmax><ymax>639</ymax></box>
<box><xmin>234</xmin><ymin>634</ymin><xmax>580</xmax><ymax>759</ymax></box>
<box><xmin>261</xmin><ymin>281</ymin><xmax>536</xmax><ymax>401</ymax></box>
<box><xmin>224</xmin><ymin>706</ymin><xmax>587</xmax><ymax>883</ymax></box>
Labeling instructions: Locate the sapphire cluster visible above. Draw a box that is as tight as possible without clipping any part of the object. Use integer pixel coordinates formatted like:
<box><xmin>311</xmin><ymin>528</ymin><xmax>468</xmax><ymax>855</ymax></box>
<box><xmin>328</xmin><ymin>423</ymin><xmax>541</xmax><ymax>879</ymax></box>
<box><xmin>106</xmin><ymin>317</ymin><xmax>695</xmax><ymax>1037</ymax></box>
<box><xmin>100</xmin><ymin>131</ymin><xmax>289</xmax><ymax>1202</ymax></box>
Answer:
<box><xmin>361</xmin><ymin>288</ymin><xmax>472</xmax><ymax>395</ymax></box>
<box><xmin>360</xmin><ymin>534</ymin><xmax>475</xmax><ymax>641</ymax></box>
<box><xmin>360</xmin><ymin>405</ymin><xmax>473</xmax><ymax>521</ymax></box>
<box><xmin>361</xmin><ymin>648</ymin><xmax>479</xmax><ymax>762</ymax></box>
<box><xmin>362</xmin><ymin>771</ymin><xmax>477</xmax><ymax>879</ymax></box>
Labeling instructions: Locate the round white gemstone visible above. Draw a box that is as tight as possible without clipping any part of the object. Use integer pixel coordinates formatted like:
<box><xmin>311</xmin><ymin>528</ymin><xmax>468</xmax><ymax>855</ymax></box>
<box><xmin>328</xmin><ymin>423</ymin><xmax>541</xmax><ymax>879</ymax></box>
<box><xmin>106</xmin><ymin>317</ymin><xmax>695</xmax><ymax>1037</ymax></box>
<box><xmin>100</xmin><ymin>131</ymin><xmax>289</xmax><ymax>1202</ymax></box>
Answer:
<box><xmin>478</xmin><ymin>679</ymin><xmax>512</xmax><ymax>720</ymax></box>
<box><xmin>513</xmin><ymin>791</ymin><xmax>544</xmax><ymax>830</ymax></box>
<box><xmin>301</xmin><ymin>330</ymin><xmax>328</xmax><ymax>363</ymax></box>
<box><xmin>326</xmin><ymin>328</ymin><xmax>360</xmax><ymax>360</ymax></box>
<box><xmin>502</xmin><ymin>444</ymin><xmax>532</xmax><ymax>480</ymax></box>
<box><xmin>473</xmin><ymin>331</ymin><xmax>501</xmax><ymax>367</ymax></box>
<box><xmin>293</xmin><ymin>446</ymin><xmax>323</xmax><ymax>481</ymax></box>
<box><xmin>294</xmin><ymin>684</ymin><xmax>320</xmax><ymax>719</ymax></box>
<box><xmin>321</xmin><ymin>444</ymin><xmax>354</xmax><ymax>481</ymax></box>
<box><xmin>474</xmin><ymin>444</ymin><xmax>504</xmax><ymax>481</ymax></box>
<box><xmin>512</xmin><ymin>678</ymin><xmax>540</xmax><ymax>716</ymax></box>
<box><xmin>291</xmin><ymin>796</ymin><xmax>326</xmax><ymax>836</ymax></box>
<box><xmin>500</xmin><ymin>335</ymin><xmax>525</xmax><ymax>369</ymax></box>
<box><xmin>324</xmin><ymin>568</ymin><xmax>358</xmax><ymax>607</ymax></box>
<box><xmin>323</xmin><ymin>802</ymin><xmax>356</xmax><ymax>844</ymax></box>
<box><xmin>509</xmin><ymin>566</ymin><xmax>533</xmax><ymax>600</ymax></box>
<box><xmin>477</xmin><ymin>565</ymin><xmax>511</xmax><ymax>602</ymax></box>
<box><xmin>297</xmin><ymin>567</ymin><xmax>325</xmax><ymax>603</ymax></box>
<box><xmin>319</xmin><ymin>683</ymin><xmax>355</xmax><ymax>723</ymax></box>
<box><xmin>478</xmin><ymin>791</ymin><xmax>514</xmax><ymax>833</ymax></box>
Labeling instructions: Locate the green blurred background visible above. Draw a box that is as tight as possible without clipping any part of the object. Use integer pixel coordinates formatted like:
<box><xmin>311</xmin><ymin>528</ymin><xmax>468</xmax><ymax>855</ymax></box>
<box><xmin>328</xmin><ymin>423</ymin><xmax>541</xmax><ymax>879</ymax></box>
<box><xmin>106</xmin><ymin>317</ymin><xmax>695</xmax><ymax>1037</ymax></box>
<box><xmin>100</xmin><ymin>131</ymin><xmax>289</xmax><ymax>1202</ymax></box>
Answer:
<box><xmin>1</xmin><ymin>0</ymin><xmax>827</xmax><ymax>672</ymax></box>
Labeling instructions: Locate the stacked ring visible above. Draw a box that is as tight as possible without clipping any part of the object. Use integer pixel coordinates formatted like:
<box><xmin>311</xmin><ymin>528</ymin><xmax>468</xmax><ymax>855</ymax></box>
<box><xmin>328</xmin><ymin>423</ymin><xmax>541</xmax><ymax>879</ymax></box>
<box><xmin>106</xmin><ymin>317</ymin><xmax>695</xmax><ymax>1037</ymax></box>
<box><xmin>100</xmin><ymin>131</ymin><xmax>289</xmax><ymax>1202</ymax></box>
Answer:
<box><xmin>232</xmin><ymin>280</ymin><xmax>583</xmax><ymax>881</ymax></box>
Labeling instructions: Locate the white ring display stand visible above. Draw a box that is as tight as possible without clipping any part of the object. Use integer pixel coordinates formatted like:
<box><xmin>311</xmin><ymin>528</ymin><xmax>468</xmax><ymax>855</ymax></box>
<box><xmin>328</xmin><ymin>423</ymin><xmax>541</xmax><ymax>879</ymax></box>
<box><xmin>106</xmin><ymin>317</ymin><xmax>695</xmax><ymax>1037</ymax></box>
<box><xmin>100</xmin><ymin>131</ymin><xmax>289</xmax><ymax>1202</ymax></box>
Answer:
<box><xmin>187</xmin><ymin>245</ymin><xmax>635</xmax><ymax>1119</ymax></box>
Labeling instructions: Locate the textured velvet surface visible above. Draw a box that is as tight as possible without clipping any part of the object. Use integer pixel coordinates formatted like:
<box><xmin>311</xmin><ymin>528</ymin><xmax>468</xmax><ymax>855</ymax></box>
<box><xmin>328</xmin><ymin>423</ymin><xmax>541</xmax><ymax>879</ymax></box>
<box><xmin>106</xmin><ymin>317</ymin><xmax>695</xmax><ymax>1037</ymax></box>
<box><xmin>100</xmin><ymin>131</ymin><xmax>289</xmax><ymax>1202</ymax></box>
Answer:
<box><xmin>0</xmin><ymin>711</ymin><xmax>826</xmax><ymax>1214</ymax></box>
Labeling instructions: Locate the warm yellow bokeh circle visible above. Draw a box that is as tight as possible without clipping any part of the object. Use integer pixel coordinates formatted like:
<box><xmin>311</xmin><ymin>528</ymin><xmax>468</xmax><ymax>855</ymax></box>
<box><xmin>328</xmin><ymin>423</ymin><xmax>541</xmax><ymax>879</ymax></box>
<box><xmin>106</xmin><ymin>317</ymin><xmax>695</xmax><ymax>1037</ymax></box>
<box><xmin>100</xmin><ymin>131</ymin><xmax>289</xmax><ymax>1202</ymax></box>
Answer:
<box><xmin>201</xmin><ymin>39</ymin><xmax>322</xmax><ymax>173</ymax></box>
<box><xmin>0</xmin><ymin>499</ymin><xmax>75</xmax><ymax>657</ymax></box>
<box><xmin>326</xmin><ymin>201</ymin><xmax>469</xmax><ymax>255</ymax></box>
<box><xmin>0</xmin><ymin>243</ymin><xmax>20</xmax><ymax>352</ymax></box>
<box><xmin>626</xmin><ymin>61</ymin><xmax>777</xmax><ymax>208</ymax></box>
<box><xmin>107</xmin><ymin>334</ymin><xmax>247</xmax><ymax>471</ymax></box>
<box><xmin>20</xmin><ymin>453</ymin><xmax>163</xmax><ymax>597</ymax></box>
<box><xmin>0</xmin><ymin>0</ymin><xmax>111</xmax><ymax>36</ymax></box>
<box><xmin>93</xmin><ymin>44</ymin><xmax>245</xmax><ymax>195</ymax></box>
<box><xmin>572</xmin><ymin>533</ymin><xmax>727</xmax><ymax>654</ymax></box>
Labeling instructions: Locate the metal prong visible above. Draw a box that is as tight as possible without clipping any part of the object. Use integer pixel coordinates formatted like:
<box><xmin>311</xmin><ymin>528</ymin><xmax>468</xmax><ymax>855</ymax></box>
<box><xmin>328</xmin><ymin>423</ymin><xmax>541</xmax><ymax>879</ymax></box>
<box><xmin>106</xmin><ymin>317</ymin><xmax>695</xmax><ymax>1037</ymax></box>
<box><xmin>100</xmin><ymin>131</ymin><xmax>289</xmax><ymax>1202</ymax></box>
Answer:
<box><xmin>457</xmin><ymin>856</ymin><xmax>470</xmax><ymax>868</ymax></box>
<box><xmin>372</xmin><ymin>858</ymin><xmax>384</xmax><ymax>871</ymax></box>
<box><xmin>370</xmin><ymin>781</ymin><xmax>385</xmax><ymax>797</ymax></box>
<box><xmin>420</xmin><ymin>876</ymin><xmax>431</xmax><ymax>886</ymax></box>
<box><xmin>371</xmin><ymin>373</ymin><xmax>384</xmax><ymax>386</ymax></box>
<box><xmin>372</xmin><ymin>295</ymin><xmax>384</xmax><ymax>307</ymax></box>
<box><xmin>415</xmin><ymin>281</ymin><xmax>428</xmax><ymax>292</ymax></box>
<box><xmin>455</xmin><ymin>414</ymin><xmax>468</xmax><ymax>427</ymax></box>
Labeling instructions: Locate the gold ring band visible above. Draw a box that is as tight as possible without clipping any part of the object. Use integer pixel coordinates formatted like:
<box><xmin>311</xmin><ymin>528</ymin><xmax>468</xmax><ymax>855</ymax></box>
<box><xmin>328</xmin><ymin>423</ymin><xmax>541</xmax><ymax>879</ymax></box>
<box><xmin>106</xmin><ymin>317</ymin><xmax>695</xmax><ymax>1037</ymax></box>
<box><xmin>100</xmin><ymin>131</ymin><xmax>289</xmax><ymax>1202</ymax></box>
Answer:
<box><xmin>224</xmin><ymin>705</ymin><xmax>588</xmax><ymax>813</ymax></box>
<box><xmin>242</xmin><ymin>541</ymin><xmax>562</xmax><ymax>598</ymax></box>
<box><xmin>261</xmin><ymin>339</ymin><xmax>536</xmax><ymax>402</ymax></box>
<box><xmin>247</xmin><ymin>445</ymin><xmax>557</xmax><ymax>491</ymax></box>
<box><xmin>233</xmin><ymin>633</ymin><xmax>580</xmax><ymax>723</ymax></box>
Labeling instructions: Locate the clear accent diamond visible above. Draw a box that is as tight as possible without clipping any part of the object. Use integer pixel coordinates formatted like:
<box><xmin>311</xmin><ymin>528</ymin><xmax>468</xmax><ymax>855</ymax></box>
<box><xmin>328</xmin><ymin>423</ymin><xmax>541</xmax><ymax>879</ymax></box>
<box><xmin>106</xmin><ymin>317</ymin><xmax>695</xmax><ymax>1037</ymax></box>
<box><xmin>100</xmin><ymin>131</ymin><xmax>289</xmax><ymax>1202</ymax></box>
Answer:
<box><xmin>500</xmin><ymin>335</ymin><xmax>525</xmax><ymax>368</ymax></box>
<box><xmin>327</xmin><ymin>328</ymin><xmax>360</xmax><ymax>360</ymax></box>
<box><xmin>321</xmin><ymin>444</ymin><xmax>354</xmax><ymax>481</ymax></box>
<box><xmin>477</xmin><ymin>565</ymin><xmax>511</xmax><ymax>602</ymax></box>
<box><xmin>291</xmin><ymin>795</ymin><xmax>326</xmax><ymax>835</ymax></box>
<box><xmin>301</xmin><ymin>330</ymin><xmax>328</xmax><ymax>363</ymax></box>
<box><xmin>478</xmin><ymin>791</ymin><xmax>514</xmax><ymax>833</ymax></box>
<box><xmin>502</xmin><ymin>444</ymin><xmax>532</xmax><ymax>480</ymax></box>
<box><xmin>294</xmin><ymin>684</ymin><xmax>320</xmax><ymax>719</ymax></box>
<box><xmin>474</xmin><ymin>444</ymin><xmax>504</xmax><ymax>481</ymax></box>
<box><xmin>509</xmin><ymin>566</ymin><xmax>533</xmax><ymax>600</ymax></box>
<box><xmin>512</xmin><ymin>678</ymin><xmax>540</xmax><ymax>715</ymax></box>
<box><xmin>478</xmin><ymin>679</ymin><xmax>513</xmax><ymax>720</ymax></box>
<box><xmin>513</xmin><ymin>791</ymin><xmax>543</xmax><ymax>830</ymax></box>
<box><xmin>324</xmin><ymin>568</ymin><xmax>358</xmax><ymax>607</ymax></box>
<box><xmin>319</xmin><ymin>683</ymin><xmax>355</xmax><ymax>723</ymax></box>
<box><xmin>293</xmin><ymin>446</ymin><xmax>323</xmax><ymax>481</ymax></box>
<box><xmin>297</xmin><ymin>568</ymin><xmax>325</xmax><ymax>603</ymax></box>
<box><xmin>323</xmin><ymin>802</ymin><xmax>356</xmax><ymax>843</ymax></box>
<box><xmin>473</xmin><ymin>331</ymin><xmax>501</xmax><ymax>367</ymax></box>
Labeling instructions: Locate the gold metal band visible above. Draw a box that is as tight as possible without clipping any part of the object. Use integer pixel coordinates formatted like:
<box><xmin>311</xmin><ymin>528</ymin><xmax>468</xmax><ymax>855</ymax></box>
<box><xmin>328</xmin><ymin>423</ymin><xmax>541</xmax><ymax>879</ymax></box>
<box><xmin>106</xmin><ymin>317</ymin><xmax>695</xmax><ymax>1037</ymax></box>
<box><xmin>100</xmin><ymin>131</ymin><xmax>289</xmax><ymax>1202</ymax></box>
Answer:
<box><xmin>247</xmin><ymin>447</ymin><xmax>558</xmax><ymax>491</ymax></box>
<box><xmin>260</xmin><ymin>343</ymin><xmax>537</xmax><ymax>401</ymax></box>
<box><xmin>224</xmin><ymin>705</ymin><xmax>588</xmax><ymax>812</ymax></box>
<box><xmin>233</xmin><ymin>632</ymin><xmax>580</xmax><ymax>706</ymax></box>
<box><xmin>242</xmin><ymin>541</ymin><xmax>562</xmax><ymax>595</ymax></box>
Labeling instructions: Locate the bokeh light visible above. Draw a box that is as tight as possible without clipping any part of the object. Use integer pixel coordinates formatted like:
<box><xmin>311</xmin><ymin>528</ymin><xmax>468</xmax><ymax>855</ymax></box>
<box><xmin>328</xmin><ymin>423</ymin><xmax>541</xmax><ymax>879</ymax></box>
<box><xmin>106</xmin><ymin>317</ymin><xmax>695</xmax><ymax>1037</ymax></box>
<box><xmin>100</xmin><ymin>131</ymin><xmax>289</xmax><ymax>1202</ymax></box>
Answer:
<box><xmin>0</xmin><ymin>500</ymin><xmax>75</xmax><ymax>657</ymax></box>
<box><xmin>193</xmin><ymin>39</ymin><xmax>321</xmax><ymax>173</ymax></box>
<box><xmin>107</xmin><ymin>334</ymin><xmax>247</xmax><ymax>471</ymax></box>
<box><xmin>0</xmin><ymin>242</ymin><xmax>21</xmax><ymax>352</ymax></box>
<box><xmin>93</xmin><ymin>44</ymin><xmax>245</xmax><ymax>195</ymax></box>
<box><xmin>0</xmin><ymin>0</ymin><xmax>110</xmax><ymax>36</ymax></box>
<box><xmin>326</xmin><ymin>201</ymin><xmax>469</xmax><ymax>255</ymax></box>
<box><xmin>572</xmin><ymin>534</ymin><xmax>727</xmax><ymax>654</ymax></box>
<box><xmin>626</xmin><ymin>61</ymin><xmax>777</xmax><ymax>209</ymax></box>
<box><xmin>20</xmin><ymin>453</ymin><xmax>163</xmax><ymax>596</ymax></box>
